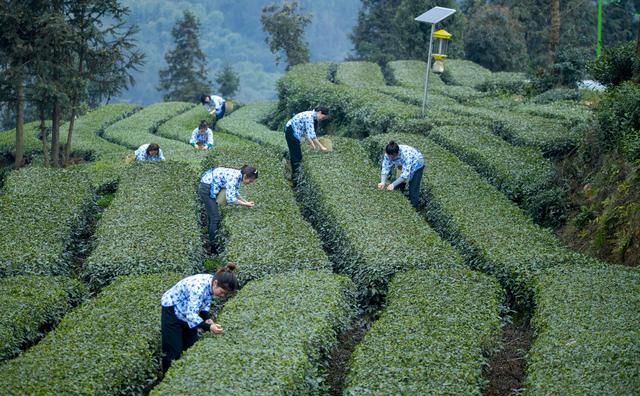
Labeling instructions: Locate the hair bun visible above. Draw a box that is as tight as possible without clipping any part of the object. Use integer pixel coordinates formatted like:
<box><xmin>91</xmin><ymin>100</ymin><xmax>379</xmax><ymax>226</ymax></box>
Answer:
<box><xmin>225</xmin><ymin>263</ymin><xmax>237</xmax><ymax>272</ymax></box>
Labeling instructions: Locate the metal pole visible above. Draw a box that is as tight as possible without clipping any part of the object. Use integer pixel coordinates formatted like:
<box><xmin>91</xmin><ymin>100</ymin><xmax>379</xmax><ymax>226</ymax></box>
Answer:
<box><xmin>597</xmin><ymin>0</ymin><xmax>602</xmax><ymax>58</ymax></box>
<box><xmin>421</xmin><ymin>24</ymin><xmax>435</xmax><ymax>117</ymax></box>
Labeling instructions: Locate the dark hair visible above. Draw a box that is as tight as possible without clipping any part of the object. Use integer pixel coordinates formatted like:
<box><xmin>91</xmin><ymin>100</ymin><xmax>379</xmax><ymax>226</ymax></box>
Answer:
<box><xmin>200</xmin><ymin>94</ymin><xmax>211</xmax><ymax>105</ymax></box>
<box><xmin>147</xmin><ymin>143</ymin><xmax>160</xmax><ymax>155</ymax></box>
<box><xmin>240</xmin><ymin>165</ymin><xmax>258</xmax><ymax>180</ymax></box>
<box><xmin>199</xmin><ymin>120</ymin><xmax>208</xmax><ymax>130</ymax></box>
<box><xmin>215</xmin><ymin>263</ymin><xmax>239</xmax><ymax>292</ymax></box>
<box><xmin>314</xmin><ymin>106</ymin><xmax>330</xmax><ymax>116</ymax></box>
<box><xmin>385</xmin><ymin>141</ymin><xmax>399</xmax><ymax>156</ymax></box>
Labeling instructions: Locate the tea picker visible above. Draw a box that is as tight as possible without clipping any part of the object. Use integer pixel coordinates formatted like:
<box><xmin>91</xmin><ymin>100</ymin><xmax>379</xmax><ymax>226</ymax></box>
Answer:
<box><xmin>190</xmin><ymin>120</ymin><xmax>214</xmax><ymax>150</ymax></box>
<box><xmin>197</xmin><ymin>165</ymin><xmax>259</xmax><ymax>254</ymax></box>
<box><xmin>377</xmin><ymin>141</ymin><xmax>424</xmax><ymax>209</ymax></box>
<box><xmin>284</xmin><ymin>106</ymin><xmax>330</xmax><ymax>179</ymax></box>
<box><xmin>134</xmin><ymin>143</ymin><xmax>165</xmax><ymax>161</ymax></box>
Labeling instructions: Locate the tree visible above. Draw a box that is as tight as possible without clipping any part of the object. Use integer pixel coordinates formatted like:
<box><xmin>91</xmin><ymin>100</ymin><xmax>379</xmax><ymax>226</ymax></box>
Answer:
<box><xmin>464</xmin><ymin>5</ymin><xmax>528</xmax><ymax>71</ymax></box>
<box><xmin>350</xmin><ymin>0</ymin><xmax>465</xmax><ymax>64</ymax></box>
<box><xmin>216</xmin><ymin>63</ymin><xmax>240</xmax><ymax>98</ymax></box>
<box><xmin>158</xmin><ymin>10</ymin><xmax>210</xmax><ymax>102</ymax></box>
<box><xmin>261</xmin><ymin>1</ymin><xmax>311</xmax><ymax>69</ymax></box>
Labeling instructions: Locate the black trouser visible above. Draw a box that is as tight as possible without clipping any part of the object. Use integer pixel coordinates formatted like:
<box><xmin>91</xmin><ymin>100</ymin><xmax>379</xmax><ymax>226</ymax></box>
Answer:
<box><xmin>285</xmin><ymin>125</ymin><xmax>302</xmax><ymax>179</ymax></box>
<box><xmin>398</xmin><ymin>166</ymin><xmax>424</xmax><ymax>209</ymax></box>
<box><xmin>161</xmin><ymin>306</ymin><xmax>199</xmax><ymax>372</ymax></box>
<box><xmin>198</xmin><ymin>182</ymin><xmax>220</xmax><ymax>248</ymax></box>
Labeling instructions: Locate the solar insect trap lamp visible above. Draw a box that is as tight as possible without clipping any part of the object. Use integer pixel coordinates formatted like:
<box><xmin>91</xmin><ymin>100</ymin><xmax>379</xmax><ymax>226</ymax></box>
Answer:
<box><xmin>415</xmin><ymin>6</ymin><xmax>456</xmax><ymax>117</ymax></box>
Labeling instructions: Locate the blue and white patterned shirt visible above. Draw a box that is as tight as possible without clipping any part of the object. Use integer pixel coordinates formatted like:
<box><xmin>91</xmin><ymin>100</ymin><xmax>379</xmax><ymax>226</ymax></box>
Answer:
<box><xmin>286</xmin><ymin>110</ymin><xmax>317</xmax><ymax>141</ymax></box>
<box><xmin>204</xmin><ymin>95</ymin><xmax>225</xmax><ymax>113</ymax></box>
<box><xmin>200</xmin><ymin>167</ymin><xmax>242</xmax><ymax>204</ymax></box>
<box><xmin>190</xmin><ymin>128</ymin><xmax>214</xmax><ymax>145</ymax></box>
<box><xmin>134</xmin><ymin>144</ymin><xmax>165</xmax><ymax>161</ymax></box>
<box><xmin>381</xmin><ymin>145</ymin><xmax>424</xmax><ymax>183</ymax></box>
<box><xmin>161</xmin><ymin>274</ymin><xmax>214</xmax><ymax>329</ymax></box>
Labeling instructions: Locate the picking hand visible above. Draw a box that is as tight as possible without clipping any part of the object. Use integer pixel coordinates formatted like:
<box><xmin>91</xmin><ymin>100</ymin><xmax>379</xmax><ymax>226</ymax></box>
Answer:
<box><xmin>377</xmin><ymin>182</ymin><xmax>385</xmax><ymax>190</ymax></box>
<box><xmin>245</xmin><ymin>201</ymin><xmax>255</xmax><ymax>208</ymax></box>
<box><xmin>319</xmin><ymin>146</ymin><xmax>328</xmax><ymax>152</ymax></box>
<box><xmin>386</xmin><ymin>184</ymin><xmax>395</xmax><ymax>191</ymax></box>
<box><xmin>209</xmin><ymin>323</ymin><xmax>223</xmax><ymax>334</ymax></box>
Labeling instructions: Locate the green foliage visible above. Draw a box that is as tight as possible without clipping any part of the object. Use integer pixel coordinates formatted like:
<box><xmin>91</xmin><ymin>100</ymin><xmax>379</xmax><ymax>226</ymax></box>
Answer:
<box><xmin>0</xmin><ymin>167</ymin><xmax>96</xmax><ymax>277</ymax></box>
<box><xmin>440</xmin><ymin>59</ymin><xmax>493</xmax><ymax>87</ymax></box>
<box><xmin>463</xmin><ymin>5</ymin><xmax>528</xmax><ymax>72</ymax></box>
<box><xmin>350</xmin><ymin>0</ymin><xmax>465</xmax><ymax>64</ymax></box>
<box><xmin>0</xmin><ymin>273</ymin><xmax>182</xmax><ymax>395</ymax></box>
<box><xmin>364</xmin><ymin>134</ymin><xmax>580</xmax><ymax>308</ymax></box>
<box><xmin>153</xmin><ymin>270</ymin><xmax>356</xmax><ymax>395</ymax></box>
<box><xmin>596</xmin><ymin>81</ymin><xmax>640</xmax><ymax>161</ymax></box>
<box><xmin>0</xmin><ymin>275</ymin><xmax>87</xmax><ymax>361</ymax></box>
<box><xmin>218</xmin><ymin>101</ymin><xmax>287</xmax><ymax>154</ymax></box>
<box><xmin>588</xmin><ymin>41</ymin><xmax>639</xmax><ymax>87</ymax></box>
<box><xmin>0</xmin><ymin>121</ymin><xmax>42</xmax><ymax>161</ymax></box>
<box><xmin>215</xmin><ymin>63</ymin><xmax>240</xmax><ymax>98</ymax></box>
<box><xmin>345</xmin><ymin>268</ymin><xmax>503</xmax><ymax>395</ymax></box>
<box><xmin>336</xmin><ymin>61</ymin><xmax>386</xmax><ymax>88</ymax></box>
<box><xmin>475</xmin><ymin>71</ymin><xmax>529</xmax><ymax>95</ymax></box>
<box><xmin>387</xmin><ymin>60</ymin><xmax>443</xmax><ymax>89</ymax></box>
<box><xmin>102</xmin><ymin>101</ymin><xmax>198</xmax><ymax>161</ymax></box>
<box><xmin>155</xmin><ymin>105</ymin><xmax>210</xmax><ymax>143</ymax></box>
<box><xmin>278</xmin><ymin>62</ymin><xmax>431</xmax><ymax>138</ymax></box>
<box><xmin>428</xmin><ymin>125</ymin><xmax>565</xmax><ymax>227</ymax></box>
<box><xmin>261</xmin><ymin>1</ymin><xmax>311</xmax><ymax>69</ymax></box>
<box><xmin>532</xmin><ymin>88</ymin><xmax>581</xmax><ymax>104</ymax></box>
<box><xmin>82</xmin><ymin>163</ymin><xmax>203</xmax><ymax>289</ymax></box>
<box><xmin>297</xmin><ymin>137</ymin><xmax>463</xmax><ymax>304</ymax></box>
<box><xmin>158</xmin><ymin>10</ymin><xmax>211</xmax><ymax>102</ymax></box>
<box><xmin>515</xmin><ymin>100</ymin><xmax>592</xmax><ymax>126</ymax></box>
<box><xmin>525</xmin><ymin>263</ymin><xmax>640</xmax><ymax>395</ymax></box>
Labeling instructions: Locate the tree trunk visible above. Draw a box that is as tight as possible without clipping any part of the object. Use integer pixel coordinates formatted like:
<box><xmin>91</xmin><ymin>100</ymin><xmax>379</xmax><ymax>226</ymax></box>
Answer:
<box><xmin>635</xmin><ymin>20</ymin><xmax>640</xmax><ymax>82</ymax></box>
<box><xmin>51</xmin><ymin>99</ymin><xmax>61</xmax><ymax>167</ymax></box>
<box><xmin>14</xmin><ymin>81</ymin><xmax>25</xmax><ymax>168</ymax></box>
<box><xmin>549</xmin><ymin>0</ymin><xmax>561</xmax><ymax>64</ymax></box>
<box><xmin>40</xmin><ymin>107</ymin><xmax>49</xmax><ymax>167</ymax></box>
<box><xmin>64</xmin><ymin>101</ymin><xmax>77</xmax><ymax>165</ymax></box>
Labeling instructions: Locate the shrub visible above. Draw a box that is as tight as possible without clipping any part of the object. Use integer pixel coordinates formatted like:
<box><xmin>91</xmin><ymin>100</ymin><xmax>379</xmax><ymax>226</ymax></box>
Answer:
<box><xmin>217</xmin><ymin>101</ymin><xmax>288</xmax><ymax>155</ymax></box>
<box><xmin>0</xmin><ymin>273</ymin><xmax>182</xmax><ymax>395</ymax></box>
<box><xmin>588</xmin><ymin>40</ymin><xmax>638</xmax><ymax>87</ymax></box>
<box><xmin>476</xmin><ymin>72</ymin><xmax>529</xmax><ymax>95</ymax></box>
<box><xmin>428</xmin><ymin>125</ymin><xmax>565</xmax><ymax>227</ymax></box>
<box><xmin>440</xmin><ymin>59</ymin><xmax>493</xmax><ymax>87</ymax></box>
<box><xmin>335</xmin><ymin>61</ymin><xmax>387</xmax><ymax>88</ymax></box>
<box><xmin>364</xmin><ymin>134</ymin><xmax>580</xmax><ymax>308</ymax></box>
<box><xmin>153</xmin><ymin>270</ymin><xmax>356</xmax><ymax>395</ymax></box>
<box><xmin>155</xmin><ymin>105</ymin><xmax>210</xmax><ymax>144</ymax></box>
<box><xmin>345</xmin><ymin>268</ymin><xmax>503</xmax><ymax>395</ymax></box>
<box><xmin>532</xmin><ymin>88</ymin><xmax>582</xmax><ymax>104</ymax></box>
<box><xmin>82</xmin><ymin>162</ymin><xmax>203</xmax><ymax>289</ymax></box>
<box><xmin>0</xmin><ymin>167</ymin><xmax>96</xmax><ymax>277</ymax></box>
<box><xmin>525</xmin><ymin>263</ymin><xmax>640</xmax><ymax>395</ymax></box>
<box><xmin>278</xmin><ymin>62</ymin><xmax>431</xmax><ymax>138</ymax></box>
<box><xmin>102</xmin><ymin>101</ymin><xmax>197</xmax><ymax>161</ymax></box>
<box><xmin>596</xmin><ymin>81</ymin><xmax>640</xmax><ymax>161</ymax></box>
<box><xmin>297</xmin><ymin>136</ymin><xmax>463</xmax><ymax>304</ymax></box>
<box><xmin>515</xmin><ymin>100</ymin><xmax>592</xmax><ymax>126</ymax></box>
<box><xmin>387</xmin><ymin>60</ymin><xmax>447</xmax><ymax>90</ymax></box>
<box><xmin>0</xmin><ymin>275</ymin><xmax>87</xmax><ymax>361</ymax></box>
<box><xmin>0</xmin><ymin>121</ymin><xmax>43</xmax><ymax>161</ymax></box>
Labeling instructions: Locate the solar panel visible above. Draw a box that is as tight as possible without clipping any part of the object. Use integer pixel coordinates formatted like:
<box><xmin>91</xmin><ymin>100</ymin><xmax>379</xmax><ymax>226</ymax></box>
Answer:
<box><xmin>415</xmin><ymin>7</ymin><xmax>456</xmax><ymax>24</ymax></box>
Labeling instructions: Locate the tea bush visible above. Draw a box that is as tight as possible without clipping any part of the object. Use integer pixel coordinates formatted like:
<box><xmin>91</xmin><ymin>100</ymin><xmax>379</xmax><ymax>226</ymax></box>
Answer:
<box><xmin>335</xmin><ymin>61</ymin><xmax>386</xmax><ymax>88</ymax></box>
<box><xmin>0</xmin><ymin>275</ymin><xmax>87</xmax><ymax>361</ymax></box>
<box><xmin>525</xmin><ymin>263</ymin><xmax>640</xmax><ymax>395</ymax></box>
<box><xmin>297</xmin><ymin>136</ymin><xmax>463</xmax><ymax>304</ymax></box>
<box><xmin>82</xmin><ymin>162</ymin><xmax>203</xmax><ymax>289</ymax></box>
<box><xmin>153</xmin><ymin>270</ymin><xmax>356</xmax><ymax>395</ymax></box>
<box><xmin>364</xmin><ymin>134</ymin><xmax>579</xmax><ymax>308</ymax></box>
<box><xmin>155</xmin><ymin>105</ymin><xmax>210</xmax><ymax>144</ymax></box>
<box><xmin>0</xmin><ymin>167</ymin><xmax>96</xmax><ymax>277</ymax></box>
<box><xmin>0</xmin><ymin>273</ymin><xmax>182</xmax><ymax>395</ymax></box>
<box><xmin>217</xmin><ymin>102</ymin><xmax>288</xmax><ymax>155</ymax></box>
<box><xmin>440</xmin><ymin>59</ymin><xmax>493</xmax><ymax>88</ymax></box>
<box><xmin>345</xmin><ymin>268</ymin><xmax>503</xmax><ymax>395</ymax></box>
<box><xmin>475</xmin><ymin>71</ymin><xmax>529</xmax><ymax>94</ymax></box>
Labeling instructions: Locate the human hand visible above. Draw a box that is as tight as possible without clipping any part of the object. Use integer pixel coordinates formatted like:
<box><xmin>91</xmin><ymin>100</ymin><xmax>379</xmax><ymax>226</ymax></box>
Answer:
<box><xmin>386</xmin><ymin>184</ymin><xmax>395</xmax><ymax>191</ymax></box>
<box><xmin>209</xmin><ymin>323</ymin><xmax>223</xmax><ymax>334</ymax></box>
<box><xmin>377</xmin><ymin>182</ymin><xmax>385</xmax><ymax>190</ymax></box>
<box><xmin>245</xmin><ymin>201</ymin><xmax>255</xmax><ymax>208</ymax></box>
<box><xmin>205</xmin><ymin>319</ymin><xmax>213</xmax><ymax>325</ymax></box>
<box><xmin>319</xmin><ymin>145</ymin><xmax>328</xmax><ymax>153</ymax></box>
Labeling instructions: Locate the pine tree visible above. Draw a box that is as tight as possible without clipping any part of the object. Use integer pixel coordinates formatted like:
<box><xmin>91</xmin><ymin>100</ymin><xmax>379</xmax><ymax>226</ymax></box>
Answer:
<box><xmin>158</xmin><ymin>10</ymin><xmax>211</xmax><ymax>102</ymax></box>
<box><xmin>261</xmin><ymin>1</ymin><xmax>311</xmax><ymax>69</ymax></box>
<box><xmin>216</xmin><ymin>63</ymin><xmax>240</xmax><ymax>98</ymax></box>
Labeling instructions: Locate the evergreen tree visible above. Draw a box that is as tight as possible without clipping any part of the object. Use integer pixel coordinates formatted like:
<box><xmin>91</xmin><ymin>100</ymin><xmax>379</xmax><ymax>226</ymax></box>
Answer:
<box><xmin>464</xmin><ymin>5</ymin><xmax>528</xmax><ymax>71</ymax></box>
<box><xmin>158</xmin><ymin>10</ymin><xmax>211</xmax><ymax>102</ymax></box>
<box><xmin>216</xmin><ymin>63</ymin><xmax>240</xmax><ymax>98</ymax></box>
<box><xmin>350</xmin><ymin>0</ymin><xmax>465</xmax><ymax>63</ymax></box>
<box><xmin>261</xmin><ymin>1</ymin><xmax>311</xmax><ymax>69</ymax></box>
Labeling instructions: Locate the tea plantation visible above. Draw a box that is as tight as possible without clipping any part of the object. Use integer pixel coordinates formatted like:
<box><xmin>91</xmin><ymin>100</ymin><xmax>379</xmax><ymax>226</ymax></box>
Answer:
<box><xmin>0</xmin><ymin>59</ymin><xmax>637</xmax><ymax>395</ymax></box>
